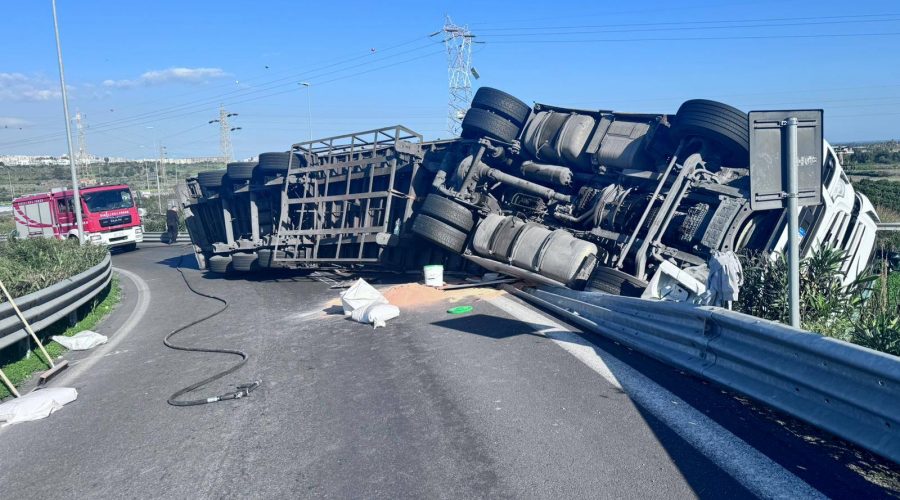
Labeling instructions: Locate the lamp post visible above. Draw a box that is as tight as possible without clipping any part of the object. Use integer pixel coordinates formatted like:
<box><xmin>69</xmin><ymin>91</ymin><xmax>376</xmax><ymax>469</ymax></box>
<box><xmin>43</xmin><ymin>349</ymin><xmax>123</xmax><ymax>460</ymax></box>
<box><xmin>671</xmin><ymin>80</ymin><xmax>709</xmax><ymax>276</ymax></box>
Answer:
<box><xmin>299</xmin><ymin>82</ymin><xmax>312</xmax><ymax>142</ymax></box>
<box><xmin>51</xmin><ymin>0</ymin><xmax>84</xmax><ymax>243</ymax></box>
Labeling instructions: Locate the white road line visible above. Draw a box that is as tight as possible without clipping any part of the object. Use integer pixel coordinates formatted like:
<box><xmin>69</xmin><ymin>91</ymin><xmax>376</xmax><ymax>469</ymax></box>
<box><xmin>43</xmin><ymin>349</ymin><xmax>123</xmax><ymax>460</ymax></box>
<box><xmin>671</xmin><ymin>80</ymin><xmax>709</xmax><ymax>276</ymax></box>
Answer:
<box><xmin>53</xmin><ymin>268</ymin><xmax>151</xmax><ymax>386</ymax></box>
<box><xmin>487</xmin><ymin>295</ymin><xmax>825</xmax><ymax>500</ymax></box>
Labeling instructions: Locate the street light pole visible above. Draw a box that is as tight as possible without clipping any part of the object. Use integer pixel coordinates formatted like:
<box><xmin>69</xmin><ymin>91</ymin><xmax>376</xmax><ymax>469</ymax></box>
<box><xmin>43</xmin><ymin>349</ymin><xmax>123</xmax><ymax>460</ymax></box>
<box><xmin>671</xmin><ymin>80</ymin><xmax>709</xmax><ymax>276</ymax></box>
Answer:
<box><xmin>300</xmin><ymin>82</ymin><xmax>312</xmax><ymax>142</ymax></box>
<box><xmin>51</xmin><ymin>0</ymin><xmax>84</xmax><ymax>243</ymax></box>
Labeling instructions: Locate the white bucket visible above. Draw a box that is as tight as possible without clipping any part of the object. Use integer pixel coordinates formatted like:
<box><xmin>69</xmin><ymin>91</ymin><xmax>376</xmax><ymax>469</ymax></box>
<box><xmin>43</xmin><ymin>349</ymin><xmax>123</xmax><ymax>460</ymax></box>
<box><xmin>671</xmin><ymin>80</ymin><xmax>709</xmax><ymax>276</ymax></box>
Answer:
<box><xmin>423</xmin><ymin>265</ymin><xmax>444</xmax><ymax>287</ymax></box>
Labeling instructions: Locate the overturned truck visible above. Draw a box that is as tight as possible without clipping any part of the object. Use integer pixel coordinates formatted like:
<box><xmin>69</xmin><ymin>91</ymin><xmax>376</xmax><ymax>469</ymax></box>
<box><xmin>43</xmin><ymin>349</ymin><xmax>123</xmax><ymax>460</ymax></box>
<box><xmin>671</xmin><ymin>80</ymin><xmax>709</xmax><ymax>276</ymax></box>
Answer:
<box><xmin>182</xmin><ymin>88</ymin><xmax>879</xmax><ymax>298</ymax></box>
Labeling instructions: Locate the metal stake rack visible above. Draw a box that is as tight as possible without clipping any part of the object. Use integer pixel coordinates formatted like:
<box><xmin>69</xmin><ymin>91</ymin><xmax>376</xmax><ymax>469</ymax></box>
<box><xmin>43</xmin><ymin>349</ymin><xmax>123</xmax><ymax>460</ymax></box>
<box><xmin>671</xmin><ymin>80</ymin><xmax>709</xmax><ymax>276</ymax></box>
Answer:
<box><xmin>272</xmin><ymin>125</ymin><xmax>424</xmax><ymax>265</ymax></box>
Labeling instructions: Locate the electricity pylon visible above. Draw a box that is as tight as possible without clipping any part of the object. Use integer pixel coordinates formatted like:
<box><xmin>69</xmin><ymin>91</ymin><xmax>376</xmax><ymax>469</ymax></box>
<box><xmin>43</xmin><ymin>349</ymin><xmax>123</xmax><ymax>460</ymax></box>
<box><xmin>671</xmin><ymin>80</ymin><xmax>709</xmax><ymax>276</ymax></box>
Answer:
<box><xmin>437</xmin><ymin>16</ymin><xmax>474</xmax><ymax>137</ymax></box>
<box><xmin>209</xmin><ymin>105</ymin><xmax>238</xmax><ymax>164</ymax></box>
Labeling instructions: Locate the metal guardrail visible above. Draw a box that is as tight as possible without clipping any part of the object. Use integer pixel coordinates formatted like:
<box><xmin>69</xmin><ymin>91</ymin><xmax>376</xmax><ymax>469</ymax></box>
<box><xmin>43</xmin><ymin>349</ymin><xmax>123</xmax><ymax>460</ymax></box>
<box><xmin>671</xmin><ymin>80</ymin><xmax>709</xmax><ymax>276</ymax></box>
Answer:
<box><xmin>877</xmin><ymin>222</ymin><xmax>900</xmax><ymax>232</ymax></box>
<box><xmin>508</xmin><ymin>285</ymin><xmax>900</xmax><ymax>464</ymax></box>
<box><xmin>0</xmin><ymin>254</ymin><xmax>113</xmax><ymax>352</ymax></box>
<box><xmin>140</xmin><ymin>232</ymin><xmax>191</xmax><ymax>244</ymax></box>
<box><xmin>0</xmin><ymin>233</ymin><xmax>191</xmax><ymax>243</ymax></box>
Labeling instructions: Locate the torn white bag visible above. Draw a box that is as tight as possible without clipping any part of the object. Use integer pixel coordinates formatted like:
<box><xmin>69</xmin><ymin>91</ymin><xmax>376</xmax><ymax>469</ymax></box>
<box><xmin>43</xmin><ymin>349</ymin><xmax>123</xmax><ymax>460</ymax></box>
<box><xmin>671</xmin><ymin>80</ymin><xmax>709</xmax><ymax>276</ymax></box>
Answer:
<box><xmin>340</xmin><ymin>279</ymin><xmax>388</xmax><ymax>316</ymax></box>
<box><xmin>350</xmin><ymin>303</ymin><xmax>400</xmax><ymax>329</ymax></box>
<box><xmin>52</xmin><ymin>330</ymin><xmax>108</xmax><ymax>351</ymax></box>
<box><xmin>0</xmin><ymin>387</ymin><xmax>78</xmax><ymax>426</ymax></box>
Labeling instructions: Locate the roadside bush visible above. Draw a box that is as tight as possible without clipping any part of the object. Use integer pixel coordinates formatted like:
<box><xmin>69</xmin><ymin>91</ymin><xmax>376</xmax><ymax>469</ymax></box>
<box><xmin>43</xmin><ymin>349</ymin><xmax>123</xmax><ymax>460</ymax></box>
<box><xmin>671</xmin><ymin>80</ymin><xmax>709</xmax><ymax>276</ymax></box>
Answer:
<box><xmin>141</xmin><ymin>212</ymin><xmax>186</xmax><ymax>232</ymax></box>
<box><xmin>737</xmin><ymin>245</ymin><xmax>899</xmax><ymax>355</ymax></box>
<box><xmin>0</xmin><ymin>238</ymin><xmax>108</xmax><ymax>302</ymax></box>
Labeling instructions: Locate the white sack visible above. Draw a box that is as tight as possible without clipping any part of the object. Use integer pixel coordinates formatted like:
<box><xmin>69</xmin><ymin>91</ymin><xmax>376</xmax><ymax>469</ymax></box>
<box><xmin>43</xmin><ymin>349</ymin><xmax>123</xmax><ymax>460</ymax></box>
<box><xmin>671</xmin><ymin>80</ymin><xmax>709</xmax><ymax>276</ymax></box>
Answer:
<box><xmin>340</xmin><ymin>279</ymin><xmax>387</xmax><ymax>316</ymax></box>
<box><xmin>52</xmin><ymin>330</ymin><xmax>108</xmax><ymax>351</ymax></box>
<box><xmin>0</xmin><ymin>387</ymin><xmax>78</xmax><ymax>426</ymax></box>
<box><xmin>350</xmin><ymin>303</ymin><xmax>400</xmax><ymax>329</ymax></box>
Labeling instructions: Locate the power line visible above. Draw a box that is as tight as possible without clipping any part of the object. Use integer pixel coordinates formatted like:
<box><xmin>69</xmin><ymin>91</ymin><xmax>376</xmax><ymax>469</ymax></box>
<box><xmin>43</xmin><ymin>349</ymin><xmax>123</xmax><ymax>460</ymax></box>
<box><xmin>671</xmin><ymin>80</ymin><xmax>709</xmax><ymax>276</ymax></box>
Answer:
<box><xmin>0</xmin><ymin>42</ymin><xmax>443</xmax><ymax>149</ymax></box>
<box><xmin>478</xmin><ymin>31</ymin><xmax>900</xmax><ymax>44</ymax></box>
<box><xmin>475</xmin><ymin>17</ymin><xmax>900</xmax><ymax>37</ymax></box>
<box><xmin>474</xmin><ymin>12</ymin><xmax>900</xmax><ymax>31</ymax></box>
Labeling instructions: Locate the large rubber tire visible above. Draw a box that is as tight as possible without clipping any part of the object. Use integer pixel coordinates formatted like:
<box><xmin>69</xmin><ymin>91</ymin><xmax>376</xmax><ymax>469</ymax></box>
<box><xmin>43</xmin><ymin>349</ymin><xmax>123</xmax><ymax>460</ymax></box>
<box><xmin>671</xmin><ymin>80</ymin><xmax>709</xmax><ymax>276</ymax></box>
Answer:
<box><xmin>208</xmin><ymin>255</ymin><xmax>233</xmax><ymax>274</ymax></box>
<box><xmin>418</xmin><ymin>194</ymin><xmax>475</xmax><ymax>232</ymax></box>
<box><xmin>411</xmin><ymin>214</ymin><xmax>467</xmax><ymax>253</ymax></box>
<box><xmin>258</xmin><ymin>152</ymin><xmax>305</xmax><ymax>174</ymax></box>
<box><xmin>197</xmin><ymin>170</ymin><xmax>227</xmax><ymax>188</ymax></box>
<box><xmin>671</xmin><ymin>99</ymin><xmax>750</xmax><ymax>167</ymax></box>
<box><xmin>471</xmin><ymin>87</ymin><xmax>531</xmax><ymax>127</ymax></box>
<box><xmin>226</xmin><ymin>162</ymin><xmax>257</xmax><ymax>181</ymax></box>
<box><xmin>259</xmin><ymin>249</ymin><xmax>289</xmax><ymax>268</ymax></box>
<box><xmin>587</xmin><ymin>266</ymin><xmax>648</xmax><ymax>297</ymax></box>
<box><xmin>461</xmin><ymin>108</ymin><xmax>521</xmax><ymax>143</ymax></box>
<box><xmin>231</xmin><ymin>252</ymin><xmax>258</xmax><ymax>272</ymax></box>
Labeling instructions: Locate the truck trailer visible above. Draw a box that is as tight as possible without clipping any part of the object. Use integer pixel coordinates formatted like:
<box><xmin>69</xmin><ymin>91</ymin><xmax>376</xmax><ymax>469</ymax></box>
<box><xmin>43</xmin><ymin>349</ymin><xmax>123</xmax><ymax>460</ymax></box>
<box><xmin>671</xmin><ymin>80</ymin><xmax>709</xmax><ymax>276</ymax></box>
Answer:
<box><xmin>180</xmin><ymin>89</ymin><xmax>878</xmax><ymax>298</ymax></box>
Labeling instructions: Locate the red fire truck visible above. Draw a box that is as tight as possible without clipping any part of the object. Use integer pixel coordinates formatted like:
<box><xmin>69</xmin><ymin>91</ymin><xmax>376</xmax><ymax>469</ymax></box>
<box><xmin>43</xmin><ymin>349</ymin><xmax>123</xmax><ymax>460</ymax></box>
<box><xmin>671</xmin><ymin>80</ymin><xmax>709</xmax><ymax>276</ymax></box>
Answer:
<box><xmin>12</xmin><ymin>184</ymin><xmax>143</xmax><ymax>250</ymax></box>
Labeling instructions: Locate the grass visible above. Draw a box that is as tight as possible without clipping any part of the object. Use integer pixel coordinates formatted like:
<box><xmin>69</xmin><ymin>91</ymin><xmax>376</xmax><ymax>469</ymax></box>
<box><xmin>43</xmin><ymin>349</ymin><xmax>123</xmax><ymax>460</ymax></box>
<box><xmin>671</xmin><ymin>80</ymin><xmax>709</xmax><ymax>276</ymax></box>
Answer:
<box><xmin>0</xmin><ymin>238</ymin><xmax>108</xmax><ymax>303</ymax></box>
<box><xmin>0</xmin><ymin>275</ymin><xmax>120</xmax><ymax>399</ymax></box>
<box><xmin>0</xmin><ymin>213</ymin><xmax>13</xmax><ymax>236</ymax></box>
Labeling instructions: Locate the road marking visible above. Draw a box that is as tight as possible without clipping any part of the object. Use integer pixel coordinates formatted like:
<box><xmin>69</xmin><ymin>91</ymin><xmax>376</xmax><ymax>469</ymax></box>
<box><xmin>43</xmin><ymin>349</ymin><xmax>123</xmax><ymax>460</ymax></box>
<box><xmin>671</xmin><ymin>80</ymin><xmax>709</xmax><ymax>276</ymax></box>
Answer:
<box><xmin>487</xmin><ymin>295</ymin><xmax>824</xmax><ymax>500</ymax></box>
<box><xmin>52</xmin><ymin>268</ymin><xmax>151</xmax><ymax>386</ymax></box>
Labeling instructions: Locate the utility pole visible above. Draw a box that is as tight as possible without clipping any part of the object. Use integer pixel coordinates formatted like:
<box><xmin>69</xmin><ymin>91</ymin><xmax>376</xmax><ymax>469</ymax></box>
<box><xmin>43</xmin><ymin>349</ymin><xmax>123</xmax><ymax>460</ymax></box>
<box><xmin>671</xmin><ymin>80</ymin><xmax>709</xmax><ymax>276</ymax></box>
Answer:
<box><xmin>156</xmin><ymin>144</ymin><xmax>165</xmax><ymax>214</ymax></box>
<box><xmin>209</xmin><ymin>105</ymin><xmax>238</xmax><ymax>164</ymax></box>
<box><xmin>434</xmin><ymin>16</ymin><xmax>475</xmax><ymax>137</ymax></box>
<box><xmin>52</xmin><ymin>0</ymin><xmax>84</xmax><ymax>243</ymax></box>
<box><xmin>159</xmin><ymin>144</ymin><xmax>168</xmax><ymax>193</ymax></box>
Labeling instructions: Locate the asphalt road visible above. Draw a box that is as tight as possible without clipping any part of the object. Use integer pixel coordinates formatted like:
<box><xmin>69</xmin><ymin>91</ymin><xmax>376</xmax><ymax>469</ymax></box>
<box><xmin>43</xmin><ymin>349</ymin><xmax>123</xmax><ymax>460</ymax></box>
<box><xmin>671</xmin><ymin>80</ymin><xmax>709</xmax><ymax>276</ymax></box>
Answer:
<box><xmin>0</xmin><ymin>244</ymin><xmax>897</xmax><ymax>499</ymax></box>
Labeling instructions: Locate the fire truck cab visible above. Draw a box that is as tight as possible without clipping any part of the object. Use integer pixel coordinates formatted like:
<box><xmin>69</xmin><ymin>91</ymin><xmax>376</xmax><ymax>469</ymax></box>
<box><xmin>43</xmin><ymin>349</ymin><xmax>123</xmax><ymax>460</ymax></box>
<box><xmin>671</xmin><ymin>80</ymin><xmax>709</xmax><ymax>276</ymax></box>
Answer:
<box><xmin>13</xmin><ymin>184</ymin><xmax>144</xmax><ymax>249</ymax></box>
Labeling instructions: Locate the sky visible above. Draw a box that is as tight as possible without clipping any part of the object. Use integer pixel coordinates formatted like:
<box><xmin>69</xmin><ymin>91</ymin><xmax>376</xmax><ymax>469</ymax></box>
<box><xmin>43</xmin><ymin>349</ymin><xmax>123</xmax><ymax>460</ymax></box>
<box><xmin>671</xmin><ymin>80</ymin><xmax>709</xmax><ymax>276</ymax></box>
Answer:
<box><xmin>1</xmin><ymin>0</ymin><xmax>899</xmax><ymax>160</ymax></box>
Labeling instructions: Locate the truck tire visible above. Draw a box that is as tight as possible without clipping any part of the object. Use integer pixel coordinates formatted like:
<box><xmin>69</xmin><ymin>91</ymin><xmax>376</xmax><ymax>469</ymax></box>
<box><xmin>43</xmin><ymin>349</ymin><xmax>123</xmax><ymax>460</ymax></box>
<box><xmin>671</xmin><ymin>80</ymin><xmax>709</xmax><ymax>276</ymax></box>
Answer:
<box><xmin>461</xmin><ymin>108</ymin><xmax>521</xmax><ymax>143</ymax></box>
<box><xmin>671</xmin><ymin>99</ymin><xmax>750</xmax><ymax>167</ymax></box>
<box><xmin>471</xmin><ymin>87</ymin><xmax>531</xmax><ymax>127</ymax></box>
<box><xmin>258</xmin><ymin>248</ymin><xmax>289</xmax><ymax>268</ymax></box>
<box><xmin>232</xmin><ymin>252</ymin><xmax>258</xmax><ymax>272</ymax></box>
<box><xmin>587</xmin><ymin>266</ymin><xmax>648</xmax><ymax>297</ymax></box>
<box><xmin>258</xmin><ymin>152</ymin><xmax>305</xmax><ymax>174</ymax></box>
<box><xmin>198</xmin><ymin>170</ymin><xmax>228</xmax><ymax>188</ymax></box>
<box><xmin>411</xmin><ymin>214</ymin><xmax>467</xmax><ymax>253</ymax></box>
<box><xmin>419</xmin><ymin>194</ymin><xmax>475</xmax><ymax>232</ymax></box>
<box><xmin>208</xmin><ymin>255</ymin><xmax>233</xmax><ymax>274</ymax></box>
<box><xmin>226</xmin><ymin>162</ymin><xmax>257</xmax><ymax>181</ymax></box>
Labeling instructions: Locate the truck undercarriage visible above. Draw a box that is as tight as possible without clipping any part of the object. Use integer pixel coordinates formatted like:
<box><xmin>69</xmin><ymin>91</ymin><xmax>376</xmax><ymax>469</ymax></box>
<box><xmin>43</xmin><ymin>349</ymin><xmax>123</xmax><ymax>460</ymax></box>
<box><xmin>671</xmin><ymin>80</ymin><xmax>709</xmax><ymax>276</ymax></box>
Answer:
<box><xmin>182</xmin><ymin>88</ymin><xmax>879</xmax><ymax>299</ymax></box>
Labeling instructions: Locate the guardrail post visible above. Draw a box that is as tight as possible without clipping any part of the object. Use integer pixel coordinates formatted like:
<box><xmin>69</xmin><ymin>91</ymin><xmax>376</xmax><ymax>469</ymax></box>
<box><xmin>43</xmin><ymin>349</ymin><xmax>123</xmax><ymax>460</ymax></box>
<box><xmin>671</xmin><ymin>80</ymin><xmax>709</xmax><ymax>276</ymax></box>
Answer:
<box><xmin>785</xmin><ymin>117</ymin><xmax>801</xmax><ymax>328</ymax></box>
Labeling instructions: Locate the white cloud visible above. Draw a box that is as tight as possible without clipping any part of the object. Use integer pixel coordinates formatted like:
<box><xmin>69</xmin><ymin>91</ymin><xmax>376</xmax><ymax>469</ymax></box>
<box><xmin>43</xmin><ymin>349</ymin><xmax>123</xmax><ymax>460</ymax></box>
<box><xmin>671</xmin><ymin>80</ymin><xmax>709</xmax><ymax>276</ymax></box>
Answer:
<box><xmin>103</xmin><ymin>67</ymin><xmax>227</xmax><ymax>88</ymax></box>
<box><xmin>0</xmin><ymin>72</ymin><xmax>61</xmax><ymax>101</ymax></box>
<box><xmin>0</xmin><ymin>117</ymin><xmax>30</xmax><ymax>128</ymax></box>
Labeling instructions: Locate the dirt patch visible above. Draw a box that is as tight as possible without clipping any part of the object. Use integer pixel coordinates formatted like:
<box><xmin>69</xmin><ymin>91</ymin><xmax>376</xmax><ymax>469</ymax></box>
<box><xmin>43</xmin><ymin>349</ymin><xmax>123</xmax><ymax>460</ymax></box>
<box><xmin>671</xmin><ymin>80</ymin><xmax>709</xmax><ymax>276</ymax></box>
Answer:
<box><xmin>381</xmin><ymin>283</ymin><xmax>505</xmax><ymax>308</ymax></box>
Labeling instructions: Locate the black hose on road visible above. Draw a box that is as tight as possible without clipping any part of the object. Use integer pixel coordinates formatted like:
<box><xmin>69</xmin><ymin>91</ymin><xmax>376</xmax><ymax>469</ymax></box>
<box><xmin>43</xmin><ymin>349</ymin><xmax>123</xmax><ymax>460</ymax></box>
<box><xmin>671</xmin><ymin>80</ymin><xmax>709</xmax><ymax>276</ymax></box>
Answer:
<box><xmin>164</xmin><ymin>251</ymin><xmax>260</xmax><ymax>406</ymax></box>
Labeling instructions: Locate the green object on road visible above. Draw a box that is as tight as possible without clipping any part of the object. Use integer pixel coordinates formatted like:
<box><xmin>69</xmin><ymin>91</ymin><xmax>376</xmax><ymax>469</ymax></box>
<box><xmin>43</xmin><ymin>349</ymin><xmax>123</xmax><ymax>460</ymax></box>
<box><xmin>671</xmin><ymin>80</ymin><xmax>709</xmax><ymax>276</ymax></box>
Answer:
<box><xmin>447</xmin><ymin>305</ymin><xmax>473</xmax><ymax>315</ymax></box>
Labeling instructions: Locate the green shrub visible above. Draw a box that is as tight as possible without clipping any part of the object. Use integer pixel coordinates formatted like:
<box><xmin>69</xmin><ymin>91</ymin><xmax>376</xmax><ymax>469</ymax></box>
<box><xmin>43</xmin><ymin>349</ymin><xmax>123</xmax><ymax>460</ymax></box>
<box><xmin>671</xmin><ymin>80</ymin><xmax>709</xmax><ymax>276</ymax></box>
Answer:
<box><xmin>737</xmin><ymin>245</ymin><xmax>899</xmax><ymax>355</ymax></box>
<box><xmin>0</xmin><ymin>238</ymin><xmax>108</xmax><ymax>302</ymax></box>
<box><xmin>140</xmin><ymin>212</ymin><xmax>186</xmax><ymax>232</ymax></box>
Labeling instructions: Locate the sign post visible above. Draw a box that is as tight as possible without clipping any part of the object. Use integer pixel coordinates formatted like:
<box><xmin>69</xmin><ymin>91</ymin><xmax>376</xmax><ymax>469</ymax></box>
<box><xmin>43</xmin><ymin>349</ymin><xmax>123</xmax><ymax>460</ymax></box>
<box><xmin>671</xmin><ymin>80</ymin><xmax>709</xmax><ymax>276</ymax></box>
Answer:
<box><xmin>785</xmin><ymin>117</ymin><xmax>801</xmax><ymax>328</ymax></box>
<box><xmin>749</xmin><ymin>110</ymin><xmax>824</xmax><ymax>328</ymax></box>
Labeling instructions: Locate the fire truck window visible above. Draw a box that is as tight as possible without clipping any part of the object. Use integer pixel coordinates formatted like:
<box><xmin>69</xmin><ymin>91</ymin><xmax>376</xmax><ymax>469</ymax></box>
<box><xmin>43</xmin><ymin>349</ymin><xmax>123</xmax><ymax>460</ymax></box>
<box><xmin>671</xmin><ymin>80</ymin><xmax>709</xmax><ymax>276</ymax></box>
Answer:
<box><xmin>57</xmin><ymin>198</ymin><xmax>72</xmax><ymax>213</ymax></box>
<box><xmin>82</xmin><ymin>188</ymin><xmax>135</xmax><ymax>212</ymax></box>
